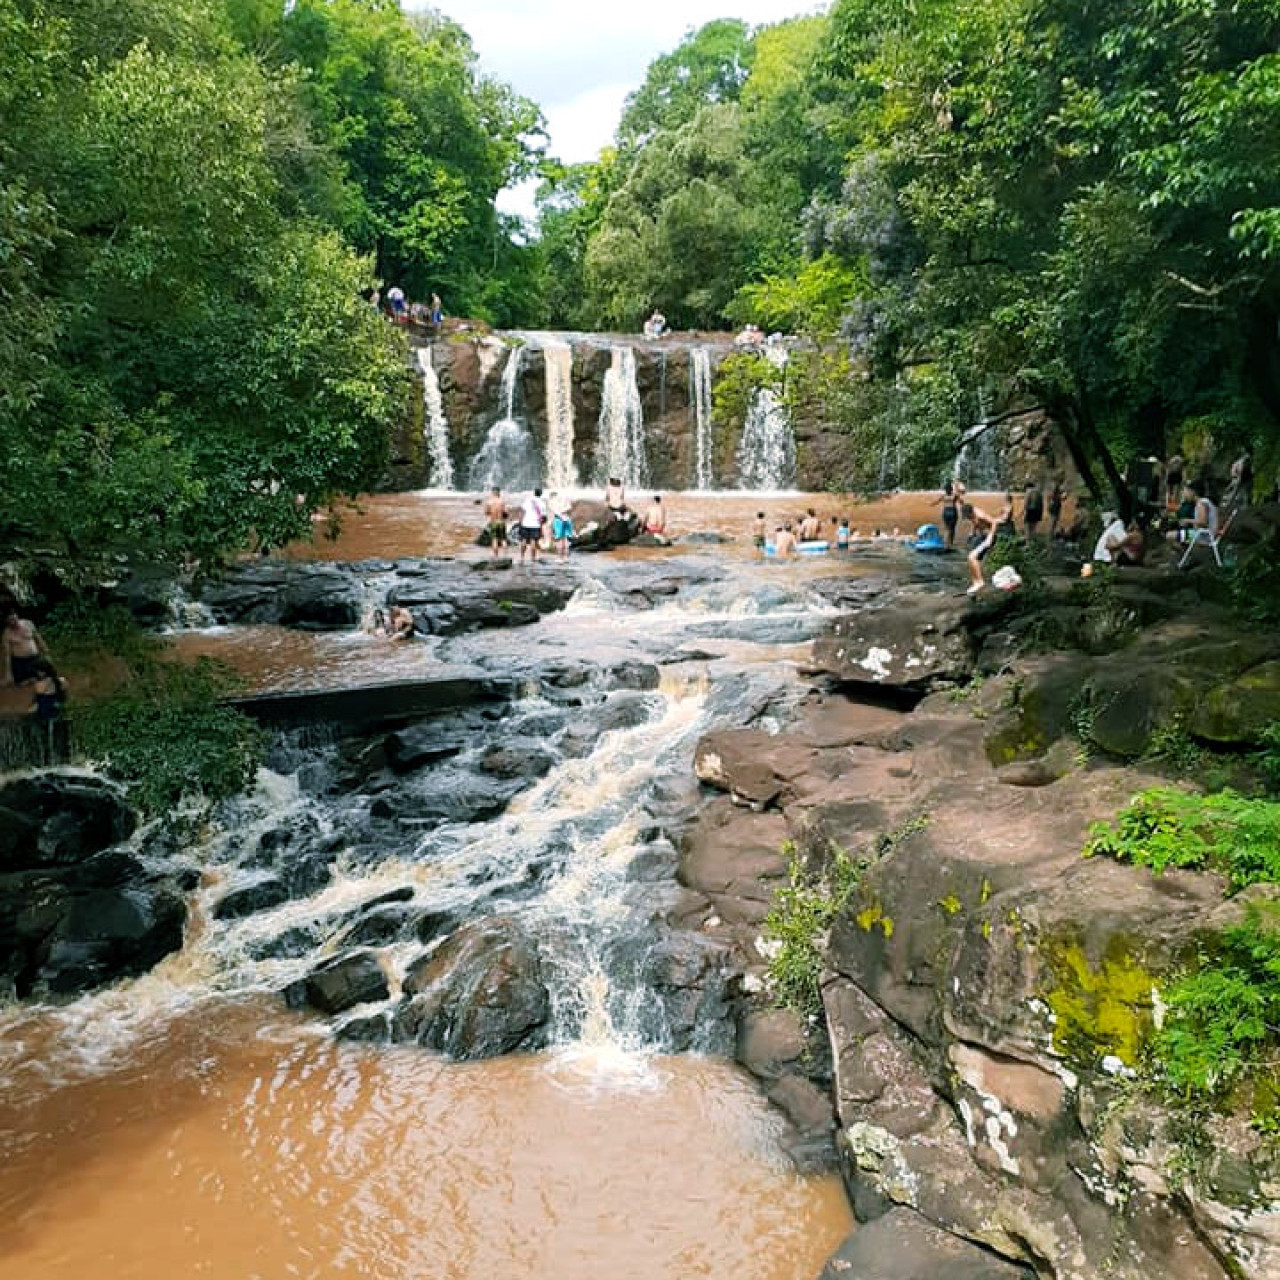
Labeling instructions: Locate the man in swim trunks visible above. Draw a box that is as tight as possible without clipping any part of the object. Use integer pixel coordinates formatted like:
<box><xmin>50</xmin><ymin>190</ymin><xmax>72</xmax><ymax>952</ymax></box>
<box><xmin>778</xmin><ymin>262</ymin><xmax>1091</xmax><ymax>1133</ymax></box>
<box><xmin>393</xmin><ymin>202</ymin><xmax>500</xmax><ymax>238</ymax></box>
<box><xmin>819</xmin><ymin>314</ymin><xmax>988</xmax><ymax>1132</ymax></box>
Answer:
<box><xmin>605</xmin><ymin>477</ymin><xmax>627</xmax><ymax>522</ymax></box>
<box><xmin>484</xmin><ymin>486</ymin><xmax>508</xmax><ymax>557</ymax></box>
<box><xmin>2</xmin><ymin>606</ymin><xmax>47</xmax><ymax>686</ymax></box>
<box><xmin>798</xmin><ymin>508</ymin><xmax>822</xmax><ymax>542</ymax></box>
<box><xmin>752</xmin><ymin>511</ymin><xmax>767</xmax><ymax>555</ymax></box>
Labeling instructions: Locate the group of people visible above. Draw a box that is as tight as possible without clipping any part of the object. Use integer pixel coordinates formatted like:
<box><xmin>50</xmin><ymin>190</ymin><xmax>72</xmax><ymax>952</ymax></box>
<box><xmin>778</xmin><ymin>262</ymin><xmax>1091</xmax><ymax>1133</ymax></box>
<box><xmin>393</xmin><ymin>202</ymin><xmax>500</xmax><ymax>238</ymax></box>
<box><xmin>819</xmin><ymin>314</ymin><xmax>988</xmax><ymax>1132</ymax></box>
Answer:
<box><xmin>371</xmin><ymin>287</ymin><xmax>443</xmax><ymax>328</ymax></box>
<box><xmin>754</xmin><ymin>509</ymin><xmax>855</xmax><ymax>557</ymax></box>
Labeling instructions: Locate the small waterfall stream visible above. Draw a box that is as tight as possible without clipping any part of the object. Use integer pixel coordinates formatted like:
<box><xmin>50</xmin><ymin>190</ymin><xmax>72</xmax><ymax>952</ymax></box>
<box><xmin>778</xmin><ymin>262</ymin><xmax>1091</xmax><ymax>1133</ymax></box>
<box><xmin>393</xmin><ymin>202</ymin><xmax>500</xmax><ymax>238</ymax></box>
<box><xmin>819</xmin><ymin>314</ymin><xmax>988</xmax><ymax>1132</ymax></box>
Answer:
<box><xmin>737</xmin><ymin>388</ymin><xmax>796</xmax><ymax>491</ymax></box>
<box><xmin>595</xmin><ymin>346</ymin><xmax>648</xmax><ymax>487</ymax></box>
<box><xmin>542</xmin><ymin>339</ymin><xmax>578</xmax><ymax>490</ymax></box>
<box><xmin>691</xmin><ymin>348</ymin><xmax>714</xmax><ymax>490</ymax></box>
<box><xmin>467</xmin><ymin>346</ymin><xmax>540</xmax><ymax>491</ymax></box>
<box><xmin>416</xmin><ymin>346</ymin><xmax>455</xmax><ymax>490</ymax></box>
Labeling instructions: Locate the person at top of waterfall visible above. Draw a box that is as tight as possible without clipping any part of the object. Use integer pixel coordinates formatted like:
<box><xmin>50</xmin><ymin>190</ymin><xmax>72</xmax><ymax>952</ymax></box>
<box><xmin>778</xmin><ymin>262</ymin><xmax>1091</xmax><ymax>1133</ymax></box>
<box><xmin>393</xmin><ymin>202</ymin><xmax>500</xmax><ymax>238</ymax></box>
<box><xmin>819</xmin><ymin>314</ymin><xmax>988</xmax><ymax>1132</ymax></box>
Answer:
<box><xmin>386</xmin><ymin>286</ymin><xmax>407</xmax><ymax>322</ymax></box>
<box><xmin>644</xmin><ymin>495</ymin><xmax>666</xmax><ymax>536</ymax></box>
<box><xmin>1023</xmin><ymin>480</ymin><xmax>1045</xmax><ymax>539</ymax></box>
<box><xmin>936</xmin><ymin>481</ymin><xmax>960</xmax><ymax>548</ymax></box>
<box><xmin>430</xmin><ymin>292</ymin><xmax>443</xmax><ymax>326</ymax></box>
<box><xmin>519</xmin><ymin>487</ymin><xmax>548</xmax><ymax>563</ymax></box>
<box><xmin>735</xmin><ymin>323</ymin><xmax>764</xmax><ymax>349</ymax></box>
<box><xmin>644</xmin><ymin>309</ymin><xmax>667</xmax><ymax>339</ymax></box>
<box><xmin>966</xmin><ymin>494</ymin><xmax>1013</xmax><ymax>595</ymax></box>
<box><xmin>484</xmin><ymin>486</ymin><xmax>508</xmax><ymax>557</ymax></box>
<box><xmin>836</xmin><ymin>517</ymin><xmax>851</xmax><ymax>551</ymax></box>
<box><xmin>2</xmin><ymin>605</ymin><xmax>48</xmax><ymax>687</ymax></box>
<box><xmin>753</xmin><ymin>511</ymin><xmax>767</xmax><ymax>555</ymax></box>
<box><xmin>798</xmin><ymin>508</ymin><xmax>822</xmax><ymax>542</ymax></box>
<box><xmin>605</xmin><ymin>477</ymin><xmax>627</xmax><ymax>521</ymax></box>
<box><xmin>772</xmin><ymin>523</ymin><xmax>797</xmax><ymax>558</ymax></box>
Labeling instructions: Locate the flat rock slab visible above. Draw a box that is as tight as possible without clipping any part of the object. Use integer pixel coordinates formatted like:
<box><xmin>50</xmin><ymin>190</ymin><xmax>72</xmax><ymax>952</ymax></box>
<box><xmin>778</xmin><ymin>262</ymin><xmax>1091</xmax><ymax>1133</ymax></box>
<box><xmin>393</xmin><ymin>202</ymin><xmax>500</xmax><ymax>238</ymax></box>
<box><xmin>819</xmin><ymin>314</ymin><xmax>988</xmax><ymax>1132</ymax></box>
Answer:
<box><xmin>819</xmin><ymin>1208</ymin><xmax>1034</xmax><ymax>1280</ymax></box>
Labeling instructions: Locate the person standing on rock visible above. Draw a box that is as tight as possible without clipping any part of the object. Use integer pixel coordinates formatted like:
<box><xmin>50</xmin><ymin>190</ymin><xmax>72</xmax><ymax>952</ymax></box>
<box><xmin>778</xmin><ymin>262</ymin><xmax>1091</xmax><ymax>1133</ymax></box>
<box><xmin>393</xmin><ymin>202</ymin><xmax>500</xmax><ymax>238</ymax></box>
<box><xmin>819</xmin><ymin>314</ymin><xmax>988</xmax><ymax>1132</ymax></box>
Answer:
<box><xmin>484</xmin><ymin>486</ymin><xmax>509</xmax><ymax>558</ymax></box>
<box><xmin>2</xmin><ymin>605</ymin><xmax>48</xmax><ymax>686</ymax></box>
<box><xmin>519</xmin><ymin>487</ymin><xmax>547</xmax><ymax>564</ymax></box>
<box><xmin>550</xmin><ymin>493</ymin><xmax>574</xmax><ymax>560</ymax></box>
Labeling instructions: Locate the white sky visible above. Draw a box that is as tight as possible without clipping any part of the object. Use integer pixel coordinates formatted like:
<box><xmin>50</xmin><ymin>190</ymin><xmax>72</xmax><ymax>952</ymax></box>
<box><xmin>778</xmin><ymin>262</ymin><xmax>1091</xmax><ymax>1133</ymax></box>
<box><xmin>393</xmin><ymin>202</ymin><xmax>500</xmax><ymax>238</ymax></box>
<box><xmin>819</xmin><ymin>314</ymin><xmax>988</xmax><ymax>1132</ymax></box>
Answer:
<box><xmin>405</xmin><ymin>1</ymin><xmax>828</xmax><ymax>216</ymax></box>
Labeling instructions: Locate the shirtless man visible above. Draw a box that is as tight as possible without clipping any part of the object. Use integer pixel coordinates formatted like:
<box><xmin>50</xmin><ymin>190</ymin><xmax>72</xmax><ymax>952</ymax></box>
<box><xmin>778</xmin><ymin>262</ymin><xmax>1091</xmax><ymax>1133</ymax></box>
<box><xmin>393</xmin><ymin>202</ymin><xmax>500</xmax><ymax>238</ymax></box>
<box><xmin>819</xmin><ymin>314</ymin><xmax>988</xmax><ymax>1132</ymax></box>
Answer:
<box><xmin>2</xmin><ymin>607</ymin><xmax>47</xmax><ymax>686</ymax></box>
<box><xmin>798</xmin><ymin>508</ymin><xmax>822</xmax><ymax>542</ymax></box>
<box><xmin>605</xmin><ymin>477</ymin><xmax>627</xmax><ymax>521</ymax></box>
<box><xmin>644</xmin><ymin>495</ymin><xmax>666</xmax><ymax>536</ymax></box>
<box><xmin>484</xmin><ymin>487</ymin><xmax>508</xmax><ymax>557</ymax></box>
<box><xmin>752</xmin><ymin>511</ymin><xmax>767</xmax><ymax>556</ymax></box>
<box><xmin>773</xmin><ymin>524</ymin><xmax>797</xmax><ymax>558</ymax></box>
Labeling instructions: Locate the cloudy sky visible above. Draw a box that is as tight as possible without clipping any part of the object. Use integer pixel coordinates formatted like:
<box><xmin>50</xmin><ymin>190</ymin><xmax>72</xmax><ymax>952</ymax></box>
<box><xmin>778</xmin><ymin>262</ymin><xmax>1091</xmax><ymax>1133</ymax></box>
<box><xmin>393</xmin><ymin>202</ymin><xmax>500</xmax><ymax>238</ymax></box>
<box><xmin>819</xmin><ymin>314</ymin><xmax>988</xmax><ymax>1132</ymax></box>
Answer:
<box><xmin>406</xmin><ymin>1</ymin><xmax>827</xmax><ymax>213</ymax></box>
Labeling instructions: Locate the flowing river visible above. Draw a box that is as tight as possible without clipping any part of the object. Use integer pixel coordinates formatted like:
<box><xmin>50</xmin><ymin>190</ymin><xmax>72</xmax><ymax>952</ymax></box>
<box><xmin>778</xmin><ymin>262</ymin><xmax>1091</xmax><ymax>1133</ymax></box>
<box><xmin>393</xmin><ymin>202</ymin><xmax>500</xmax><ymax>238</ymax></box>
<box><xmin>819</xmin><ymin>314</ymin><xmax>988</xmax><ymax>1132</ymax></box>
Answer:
<box><xmin>0</xmin><ymin>492</ymin><xmax>972</xmax><ymax>1280</ymax></box>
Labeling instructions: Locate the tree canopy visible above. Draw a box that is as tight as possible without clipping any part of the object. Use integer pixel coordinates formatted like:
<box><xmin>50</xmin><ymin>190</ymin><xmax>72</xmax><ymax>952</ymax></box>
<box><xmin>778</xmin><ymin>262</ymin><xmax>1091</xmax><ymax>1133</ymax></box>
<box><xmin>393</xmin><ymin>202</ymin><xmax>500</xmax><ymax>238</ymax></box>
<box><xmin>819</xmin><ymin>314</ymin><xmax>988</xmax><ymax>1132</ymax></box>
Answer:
<box><xmin>0</xmin><ymin>0</ymin><xmax>545</xmax><ymax>577</ymax></box>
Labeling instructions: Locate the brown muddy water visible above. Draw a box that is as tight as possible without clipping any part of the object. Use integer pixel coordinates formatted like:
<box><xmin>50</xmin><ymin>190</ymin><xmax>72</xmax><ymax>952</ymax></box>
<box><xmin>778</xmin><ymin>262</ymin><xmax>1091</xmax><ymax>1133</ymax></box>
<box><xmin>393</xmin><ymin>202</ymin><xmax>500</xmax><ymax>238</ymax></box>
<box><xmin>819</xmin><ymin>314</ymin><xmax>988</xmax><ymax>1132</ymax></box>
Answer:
<box><xmin>0</xmin><ymin>1001</ymin><xmax>852</xmax><ymax>1280</ymax></box>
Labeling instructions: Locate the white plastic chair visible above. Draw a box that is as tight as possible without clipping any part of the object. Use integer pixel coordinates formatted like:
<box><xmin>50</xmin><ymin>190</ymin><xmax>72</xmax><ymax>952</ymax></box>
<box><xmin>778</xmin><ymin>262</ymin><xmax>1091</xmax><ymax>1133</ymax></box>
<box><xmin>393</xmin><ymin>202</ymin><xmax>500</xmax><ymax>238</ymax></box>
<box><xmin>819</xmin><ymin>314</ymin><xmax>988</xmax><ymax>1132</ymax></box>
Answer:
<box><xmin>1177</xmin><ymin>511</ymin><xmax>1233</xmax><ymax>568</ymax></box>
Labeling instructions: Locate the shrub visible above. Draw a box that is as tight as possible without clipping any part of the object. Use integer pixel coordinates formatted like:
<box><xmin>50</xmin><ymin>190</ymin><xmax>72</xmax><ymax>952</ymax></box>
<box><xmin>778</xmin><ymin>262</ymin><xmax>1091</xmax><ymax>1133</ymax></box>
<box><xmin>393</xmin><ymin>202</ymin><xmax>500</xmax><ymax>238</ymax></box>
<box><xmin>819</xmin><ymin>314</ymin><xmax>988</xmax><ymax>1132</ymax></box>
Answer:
<box><xmin>1085</xmin><ymin>787</ymin><xmax>1280</xmax><ymax>890</ymax></box>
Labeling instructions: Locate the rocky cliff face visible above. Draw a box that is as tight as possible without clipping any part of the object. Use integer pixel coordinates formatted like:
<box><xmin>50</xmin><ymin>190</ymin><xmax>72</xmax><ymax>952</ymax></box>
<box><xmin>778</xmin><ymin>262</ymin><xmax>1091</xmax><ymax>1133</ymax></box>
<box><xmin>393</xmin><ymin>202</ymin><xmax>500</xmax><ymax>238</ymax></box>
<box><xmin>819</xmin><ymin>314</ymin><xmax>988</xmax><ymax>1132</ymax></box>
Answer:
<box><xmin>691</xmin><ymin>575</ymin><xmax>1280</xmax><ymax>1280</ymax></box>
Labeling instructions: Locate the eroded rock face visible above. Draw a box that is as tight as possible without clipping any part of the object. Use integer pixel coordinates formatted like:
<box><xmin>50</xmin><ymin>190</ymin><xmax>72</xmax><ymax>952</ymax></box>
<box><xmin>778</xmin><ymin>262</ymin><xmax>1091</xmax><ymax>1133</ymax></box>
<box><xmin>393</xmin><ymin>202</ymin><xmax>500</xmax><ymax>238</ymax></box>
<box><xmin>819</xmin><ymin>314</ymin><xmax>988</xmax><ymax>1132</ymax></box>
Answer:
<box><xmin>693</xmin><ymin>678</ymin><xmax>1276</xmax><ymax>1280</ymax></box>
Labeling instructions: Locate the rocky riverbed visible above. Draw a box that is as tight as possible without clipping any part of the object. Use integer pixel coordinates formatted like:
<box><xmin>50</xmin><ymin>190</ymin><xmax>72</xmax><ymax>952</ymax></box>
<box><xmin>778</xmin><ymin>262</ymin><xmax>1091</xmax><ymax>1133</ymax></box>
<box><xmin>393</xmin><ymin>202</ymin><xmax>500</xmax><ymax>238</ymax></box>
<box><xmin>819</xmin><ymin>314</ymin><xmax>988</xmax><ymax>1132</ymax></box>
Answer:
<box><xmin>4</xmin><ymin>515</ymin><xmax>1280</xmax><ymax>1279</ymax></box>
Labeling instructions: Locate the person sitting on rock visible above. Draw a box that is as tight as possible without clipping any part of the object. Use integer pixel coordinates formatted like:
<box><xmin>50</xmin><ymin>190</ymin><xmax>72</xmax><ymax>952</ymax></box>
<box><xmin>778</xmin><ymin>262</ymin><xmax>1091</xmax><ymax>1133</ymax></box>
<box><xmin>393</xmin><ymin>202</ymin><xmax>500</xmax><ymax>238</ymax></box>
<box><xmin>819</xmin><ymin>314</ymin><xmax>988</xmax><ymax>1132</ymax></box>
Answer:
<box><xmin>387</xmin><ymin>606</ymin><xmax>416</xmax><ymax>639</ymax></box>
<box><xmin>1094</xmin><ymin>512</ymin><xmax>1145</xmax><ymax>565</ymax></box>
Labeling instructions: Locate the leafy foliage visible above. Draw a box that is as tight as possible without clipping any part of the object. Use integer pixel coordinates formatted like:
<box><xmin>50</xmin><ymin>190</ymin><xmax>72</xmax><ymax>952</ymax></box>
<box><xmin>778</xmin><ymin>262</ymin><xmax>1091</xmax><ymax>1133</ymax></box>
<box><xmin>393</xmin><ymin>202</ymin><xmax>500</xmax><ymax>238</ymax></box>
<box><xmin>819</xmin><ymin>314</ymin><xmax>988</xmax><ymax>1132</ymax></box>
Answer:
<box><xmin>1155</xmin><ymin>903</ymin><xmax>1280</xmax><ymax>1108</ymax></box>
<box><xmin>46</xmin><ymin>604</ymin><xmax>265</xmax><ymax>817</ymax></box>
<box><xmin>763</xmin><ymin>840</ymin><xmax>866</xmax><ymax>1017</ymax></box>
<box><xmin>1086</xmin><ymin>787</ymin><xmax>1280</xmax><ymax>890</ymax></box>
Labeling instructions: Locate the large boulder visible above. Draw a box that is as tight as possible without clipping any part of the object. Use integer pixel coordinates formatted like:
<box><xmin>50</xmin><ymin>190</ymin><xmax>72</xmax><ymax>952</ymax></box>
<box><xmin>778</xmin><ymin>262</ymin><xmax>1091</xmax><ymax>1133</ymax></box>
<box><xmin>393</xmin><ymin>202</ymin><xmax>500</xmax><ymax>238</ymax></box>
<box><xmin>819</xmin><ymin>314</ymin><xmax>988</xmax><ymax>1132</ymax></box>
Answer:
<box><xmin>0</xmin><ymin>774</ymin><xmax>136</xmax><ymax>871</ymax></box>
<box><xmin>392</xmin><ymin>916</ymin><xmax>549</xmax><ymax>1058</ymax></box>
<box><xmin>811</xmin><ymin>590</ymin><xmax>978</xmax><ymax>690</ymax></box>
<box><xmin>289</xmin><ymin>949</ymin><xmax>390</xmax><ymax>1015</ymax></box>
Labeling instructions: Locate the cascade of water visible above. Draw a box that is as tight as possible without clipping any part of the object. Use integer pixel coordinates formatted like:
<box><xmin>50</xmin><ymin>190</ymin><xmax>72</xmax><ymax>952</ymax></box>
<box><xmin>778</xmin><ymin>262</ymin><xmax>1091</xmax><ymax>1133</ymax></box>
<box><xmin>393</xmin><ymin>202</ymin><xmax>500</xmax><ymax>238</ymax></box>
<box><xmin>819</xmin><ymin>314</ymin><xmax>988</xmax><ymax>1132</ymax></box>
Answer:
<box><xmin>595</xmin><ymin>347</ymin><xmax>648</xmax><ymax>488</ymax></box>
<box><xmin>736</xmin><ymin>387</ymin><xmax>796</xmax><ymax>490</ymax></box>
<box><xmin>415</xmin><ymin>346</ymin><xmax>455</xmax><ymax>490</ymax></box>
<box><xmin>690</xmin><ymin>348</ymin><xmax>714</xmax><ymax>490</ymax></box>
<box><xmin>467</xmin><ymin>346</ymin><xmax>540</xmax><ymax>492</ymax></box>
<box><xmin>542</xmin><ymin>339</ymin><xmax>578</xmax><ymax>490</ymax></box>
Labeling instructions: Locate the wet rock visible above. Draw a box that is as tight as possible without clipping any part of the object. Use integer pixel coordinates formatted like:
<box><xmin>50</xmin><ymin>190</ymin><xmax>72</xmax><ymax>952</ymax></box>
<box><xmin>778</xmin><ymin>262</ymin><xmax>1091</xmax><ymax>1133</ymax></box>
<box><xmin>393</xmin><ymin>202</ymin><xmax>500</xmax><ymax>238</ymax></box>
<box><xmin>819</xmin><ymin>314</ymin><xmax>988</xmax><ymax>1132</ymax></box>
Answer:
<box><xmin>478</xmin><ymin>746</ymin><xmax>555</xmax><ymax>780</ymax></box>
<box><xmin>384</xmin><ymin>725</ymin><xmax>467</xmax><ymax>773</ymax></box>
<box><xmin>37</xmin><ymin>885</ymin><xmax>186</xmax><ymax>996</ymax></box>
<box><xmin>694</xmin><ymin>730</ymin><xmax>789</xmax><ymax>809</ymax></box>
<box><xmin>198</xmin><ymin>563</ymin><xmax>363</xmax><ymax>629</ymax></box>
<box><xmin>737</xmin><ymin>1007</ymin><xmax>809</xmax><ymax>1082</ymax></box>
<box><xmin>291</xmin><ymin>949</ymin><xmax>389</xmax><ymax>1015</ymax></box>
<box><xmin>335</xmin><ymin>1012</ymin><xmax>391</xmax><ymax>1043</ymax></box>
<box><xmin>819</xmin><ymin>1208</ymin><xmax>1036</xmax><ymax>1280</ymax></box>
<box><xmin>340</xmin><ymin>906</ymin><xmax>419</xmax><ymax>946</ymax></box>
<box><xmin>607</xmin><ymin>661</ymin><xmax>661</xmax><ymax>691</ymax></box>
<box><xmin>393</xmin><ymin>916</ymin><xmax>549</xmax><ymax>1059</ymax></box>
<box><xmin>557</xmin><ymin>694</ymin><xmax>653</xmax><ymax>757</ymax></box>
<box><xmin>1191</xmin><ymin>659</ymin><xmax>1280</xmax><ymax>745</ymax></box>
<box><xmin>0</xmin><ymin>774</ymin><xmax>136</xmax><ymax>871</ymax></box>
<box><xmin>370</xmin><ymin>776</ymin><xmax>518</xmax><ymax>825</ymax></box>
<box><xmin>247</xmin><ymin>924</ymin><xmax>318</xmax><ymax>961</ymax></box>
<box><xmin>213</xmin><ymin>877</ymin><xmax>289</xmax><ymax>921</ymax></box>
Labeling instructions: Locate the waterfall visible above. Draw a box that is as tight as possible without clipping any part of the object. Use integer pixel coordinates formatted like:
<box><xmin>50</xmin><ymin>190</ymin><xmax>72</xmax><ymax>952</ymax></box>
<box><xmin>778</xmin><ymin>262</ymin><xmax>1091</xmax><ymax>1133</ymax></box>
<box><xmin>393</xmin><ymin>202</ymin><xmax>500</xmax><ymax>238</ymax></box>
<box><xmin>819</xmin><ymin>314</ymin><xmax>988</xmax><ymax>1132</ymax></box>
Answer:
<box><xmin>736</xmin><ymin>387</ymin><xmax>796</xmax><ymax>491</ymax></box>
<box><xmin>690</xmin><ymin>348</ymin><xmax>714</xmax><ymax>490</ymax></box>
<box><xmin>416</xmin><ymin>346</ymin><xmax>455</xmax><ymax>490</ymax></box>
<box><xmin>543</xmin><ymin>340</ymin><xmax>578</xmax><ymax>490</ymax></box>
<box><xmin>595</xmin><ymin>347</ymin><xmax>648</xmax><ymax>488</ymax></box>
<box><xmin>467</xmin><ymin>346</ymin><xmax>540</xmax><ymax>492</ymax></box>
